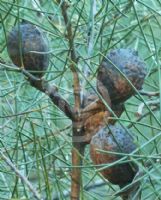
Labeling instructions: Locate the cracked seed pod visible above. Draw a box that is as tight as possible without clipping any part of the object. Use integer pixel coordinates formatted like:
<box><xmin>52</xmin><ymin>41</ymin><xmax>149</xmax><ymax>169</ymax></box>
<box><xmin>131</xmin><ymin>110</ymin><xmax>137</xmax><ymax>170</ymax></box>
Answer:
<box><xmin>7</xmin><ymin>22</ymin><xmax>49</xmax><ymax>77</ymax></box>
<box><xmin>97</xmin><ymin>49</ymin><xmax>146</xmax><ymax>104</ymax></box>
<box><xmin>82</xmin><ymin>93</ymin><xmax>110</xmax><ymax>143</ymax></box>
<box><xmin>84</xmin><ymin>111</ymin><xmax>110</xmax><ymax>143</ymax></box>
<box><xmin>83</xmin><ymin>93</ymin><xmax>124</xmax><ymax>143</ymax></box>
<box><xmin>90</xmin><ymin>125</ymin><xmax>138</xmax><ymax>187</ymax></box>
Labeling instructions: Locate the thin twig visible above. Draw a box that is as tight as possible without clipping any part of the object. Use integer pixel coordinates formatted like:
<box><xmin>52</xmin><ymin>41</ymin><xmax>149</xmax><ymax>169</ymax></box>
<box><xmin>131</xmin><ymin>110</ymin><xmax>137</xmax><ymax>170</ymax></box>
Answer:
<box><xmin>136</xmin><ymin>99</ymin><xmax>159</xmax><ymax>117</ymax></box>
<box><xmin>139</xmin><ymin>90</ymin><xmax>159</xmax><ymax>97</ymax></box>
<box><xmin>0</xmin><ymin>151</ymin><xmax>42</xmax><ymax>200</ymax></box>
<box><xmin>59</xmin><ymin>0</ymin><xmax>81</xmax><ymax>110</ymax></box>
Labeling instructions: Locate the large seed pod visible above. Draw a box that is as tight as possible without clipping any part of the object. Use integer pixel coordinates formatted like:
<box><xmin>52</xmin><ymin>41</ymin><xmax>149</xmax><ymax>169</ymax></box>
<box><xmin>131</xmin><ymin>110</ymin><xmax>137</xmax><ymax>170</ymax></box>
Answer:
<box><xmin>97</xmin><ymin>49</ymin><xmax>146</xmax><ymax>104</ymax></box>
<box><xmin>7</xmin><ymin>23</ymin><xmax>49</xmax><ymax>77</ymax></box>
<box><xmin>90</xmin><ymin>125</ymin><xmax>138</xmax><ymax>187</ymax></box>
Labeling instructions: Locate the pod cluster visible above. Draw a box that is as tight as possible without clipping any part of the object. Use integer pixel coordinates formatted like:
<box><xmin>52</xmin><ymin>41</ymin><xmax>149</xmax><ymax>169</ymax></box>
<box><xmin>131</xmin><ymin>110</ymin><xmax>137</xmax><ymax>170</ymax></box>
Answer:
<box><xmin>89</xmin><ymin>48</ymin><xmax>146</xmax><ymax>189</ymax></box>
<box><xmin>7</xmin><ymin>23</ymin><xmax>146</xmax><ymax>192</ymax></box>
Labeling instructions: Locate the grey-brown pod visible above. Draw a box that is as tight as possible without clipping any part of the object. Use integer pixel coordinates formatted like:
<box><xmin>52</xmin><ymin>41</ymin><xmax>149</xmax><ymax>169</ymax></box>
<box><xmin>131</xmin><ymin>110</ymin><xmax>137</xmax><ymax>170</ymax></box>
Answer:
<box><xmin>7</xmin><ymin>23</ymin><xmax>49</xmax><ymax>77</ymax></box>
<box><xmin>90</xmin><ymin>125</ymin><xmax>138</xmax><ymax>187</ymax></box>
<box><xmin>97</xmin><ymin>49</ymin><xmax>146</xmax><ymax>104</ymax></box>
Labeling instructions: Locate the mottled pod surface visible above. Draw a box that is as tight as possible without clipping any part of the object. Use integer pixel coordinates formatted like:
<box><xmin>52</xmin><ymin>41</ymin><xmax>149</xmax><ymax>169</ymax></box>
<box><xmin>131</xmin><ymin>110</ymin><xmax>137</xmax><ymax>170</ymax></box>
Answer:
<box><xmin>90</xmin><ymin>125</ymin><xmax>138</xmax><ymax>187</ymax></box>
<box><xmin>7</xmin><ymin>23</ymin><xmax>49</xmax><ymax>77</ymax></box>
<box><xmin>97</xmin><ymin>49</ymin><xmax>146</xmax><ymax>104</ymax></box>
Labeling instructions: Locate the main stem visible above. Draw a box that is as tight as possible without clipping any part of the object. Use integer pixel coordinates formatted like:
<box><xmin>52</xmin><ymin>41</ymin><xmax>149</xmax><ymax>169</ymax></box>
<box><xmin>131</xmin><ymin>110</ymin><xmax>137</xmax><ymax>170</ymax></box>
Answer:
<box><xmin>71</xmin><ymin>137</ymin><xmax>85</xmax><ymax>200</ymax></box>
<box><xmin>70</xmin><ymin>117</ymin><xmax>85</xmax><ymax>200</ymax></box>
<box><xmin>58</xmin><ymin>1</ymin><xmax>83</xmax><ymax>199</ymax></box>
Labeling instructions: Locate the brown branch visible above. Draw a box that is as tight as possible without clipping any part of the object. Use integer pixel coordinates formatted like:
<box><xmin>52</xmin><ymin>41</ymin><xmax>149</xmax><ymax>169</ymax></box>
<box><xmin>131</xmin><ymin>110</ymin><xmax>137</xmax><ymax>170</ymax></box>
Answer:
<box><xmin>22</xmin><ymin>69</ymin><xmax>75</xmax><ymax>120</ymax></box>
<box><xmin>0</xmin><ymin>63</ymin><xmax>74</xmax><ymax>119</ymax></box>
<box><xmin>71</xmin><ymin>142</ymin><xmax>85</xmax><ymax>200</ymax></box>
<box><xmin>59</xmin><ymin>0</ymin><xmax>81</xmax><ymax>109</ymax></box>
<box><xmin>57</xmin><ymin>1</ymin><xmax>84</xmax><ymax>200</ymax></box>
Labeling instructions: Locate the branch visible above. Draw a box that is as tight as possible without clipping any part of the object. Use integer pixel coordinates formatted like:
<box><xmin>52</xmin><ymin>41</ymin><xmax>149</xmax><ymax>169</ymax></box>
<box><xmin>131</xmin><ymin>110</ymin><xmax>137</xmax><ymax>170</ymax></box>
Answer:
<box><xmin>0</xmin><ymin>150</ymin><xmax>41</xmax><ymax>200</ymax></box>
<box><xmin>22</xmin><ymin>69</ymin><xmax>75</xmax><ymax>120</ymax></box>
<box><xmin>57</xmin><ymin>2</ymin><xmax>84</xmax><ymax>200</ymax></box>
<box><xmin>59</xmin><ymin>0</ymin><xmax>81</xmax><ymax>109</ymax></box>
<box><xmin>139</xmin><ymin>90</ymin><xmax>159</xmax><ymax>97</ymax></box>
<box><xmin>136</xmin><ymin>99</ymin><xmax>159</xmax><ymax>117</ymax></box>
<box><xmin>0</xmin><ymin>62</ymin><xmax>74</xmax><ymax>120</ymax></box>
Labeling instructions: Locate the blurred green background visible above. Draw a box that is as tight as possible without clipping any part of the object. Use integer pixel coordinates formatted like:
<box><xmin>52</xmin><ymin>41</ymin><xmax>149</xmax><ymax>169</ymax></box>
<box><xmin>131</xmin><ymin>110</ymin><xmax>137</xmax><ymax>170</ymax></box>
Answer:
<box><xmin>1</xmin><ymin>0</ymin><xmax>161</xmax><ymax>199</ymax></box>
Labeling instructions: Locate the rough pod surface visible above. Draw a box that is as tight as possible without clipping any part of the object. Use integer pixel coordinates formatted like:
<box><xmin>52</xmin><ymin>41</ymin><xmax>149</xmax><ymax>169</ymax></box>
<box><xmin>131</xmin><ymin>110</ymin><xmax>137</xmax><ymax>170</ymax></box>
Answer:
<box><xmin>97</xmin><ymin>48</ymin><xmax>146</xmax><ymax>104</ymax></box>
<box><xmin>90</xmin><ymin>125</ymin><xmax>138</xmax><ymax>187</ymax></box>
<box><xmin>7</xmin><ymin>23</ymin><xmax>49</xmax><ymax>77</ymax></box>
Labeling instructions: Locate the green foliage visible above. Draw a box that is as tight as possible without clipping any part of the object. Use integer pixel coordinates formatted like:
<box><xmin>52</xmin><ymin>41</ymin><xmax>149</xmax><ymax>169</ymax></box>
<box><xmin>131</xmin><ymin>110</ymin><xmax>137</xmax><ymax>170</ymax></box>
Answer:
<box><xmin>1</xmin><ymin>0</ymin><xmax>161</xmax><ymax>199</ymax></box>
